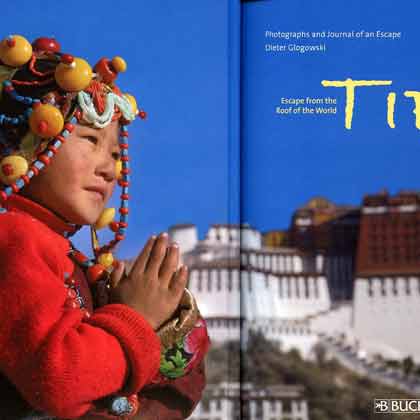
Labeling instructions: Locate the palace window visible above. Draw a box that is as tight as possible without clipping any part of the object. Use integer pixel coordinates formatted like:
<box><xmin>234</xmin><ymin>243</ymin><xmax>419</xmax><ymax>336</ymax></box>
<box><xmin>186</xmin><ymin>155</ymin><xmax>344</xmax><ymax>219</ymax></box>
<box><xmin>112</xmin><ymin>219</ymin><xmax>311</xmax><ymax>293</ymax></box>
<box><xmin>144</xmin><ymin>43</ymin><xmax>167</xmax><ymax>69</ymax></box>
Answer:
<box><xmin>198</xmin><ymin>273</ymin><xmax>202</xmax><ymax>292</ymax></box>
<box><xmin>392</xmin><ymin>279</ymin><xmax>398</xmax><ymax>296</ymax></box>
<box><xmin>217</xmin><ymin>273</ymin><xmax>222</xmax><ymax>291</ymax></box>
<box><xmin>228</xmin><ymin>272</ymin><xmax>233</xmax><ymax>292</ymax></box>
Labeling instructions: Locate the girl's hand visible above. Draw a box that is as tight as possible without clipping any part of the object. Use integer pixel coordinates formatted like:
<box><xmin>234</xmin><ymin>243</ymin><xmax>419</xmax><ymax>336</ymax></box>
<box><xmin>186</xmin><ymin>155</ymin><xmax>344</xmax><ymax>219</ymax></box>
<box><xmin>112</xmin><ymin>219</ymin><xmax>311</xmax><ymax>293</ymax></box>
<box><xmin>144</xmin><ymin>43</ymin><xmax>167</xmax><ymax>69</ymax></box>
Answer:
<box><xmin>109</xmin><ymin>233</ymin><xmax>188</xmax><ymax>330</ymax></box>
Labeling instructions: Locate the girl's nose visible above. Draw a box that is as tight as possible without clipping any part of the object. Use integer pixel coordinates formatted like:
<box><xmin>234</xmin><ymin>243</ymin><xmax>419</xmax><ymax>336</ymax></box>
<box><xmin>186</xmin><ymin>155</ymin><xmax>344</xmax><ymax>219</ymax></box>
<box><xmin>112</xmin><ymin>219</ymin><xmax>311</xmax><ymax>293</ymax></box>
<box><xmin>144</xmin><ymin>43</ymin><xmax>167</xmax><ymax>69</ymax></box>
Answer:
<box><xmin>95</xmin><ymin>152</ymin><xmax>116</xmax><ymax>182</ymax></box>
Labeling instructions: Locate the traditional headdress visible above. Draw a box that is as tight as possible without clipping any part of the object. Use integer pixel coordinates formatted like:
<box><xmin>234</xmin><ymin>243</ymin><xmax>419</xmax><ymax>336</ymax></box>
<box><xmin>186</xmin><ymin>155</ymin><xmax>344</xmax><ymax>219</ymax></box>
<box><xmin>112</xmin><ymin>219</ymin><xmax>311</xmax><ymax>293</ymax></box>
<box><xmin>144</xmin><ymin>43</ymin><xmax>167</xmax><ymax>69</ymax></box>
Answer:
<box><xmin>0</xmin><ymin>34</ymin><xmax>145</xmax><ymax>285</ymax></box>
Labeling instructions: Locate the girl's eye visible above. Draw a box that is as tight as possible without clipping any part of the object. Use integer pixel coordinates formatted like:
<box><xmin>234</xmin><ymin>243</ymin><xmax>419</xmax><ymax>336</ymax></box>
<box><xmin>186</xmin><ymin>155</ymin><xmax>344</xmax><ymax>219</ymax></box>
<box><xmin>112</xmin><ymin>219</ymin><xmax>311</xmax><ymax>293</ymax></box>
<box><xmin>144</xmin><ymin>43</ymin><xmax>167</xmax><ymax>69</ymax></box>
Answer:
<box><xmin>84</xmin><ymin>136</ymin><xmax>98</xmax><ymax>144</ymax></box>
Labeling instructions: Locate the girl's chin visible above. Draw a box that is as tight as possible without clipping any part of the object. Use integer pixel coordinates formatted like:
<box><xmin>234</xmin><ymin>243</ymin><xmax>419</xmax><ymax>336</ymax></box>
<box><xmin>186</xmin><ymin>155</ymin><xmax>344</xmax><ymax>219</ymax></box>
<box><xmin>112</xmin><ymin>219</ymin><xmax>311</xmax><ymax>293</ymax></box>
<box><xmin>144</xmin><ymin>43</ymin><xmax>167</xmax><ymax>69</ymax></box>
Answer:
<box><xmin>65</xmin><ymin>209</ymin><xmax>104</xmax><ymax>226</ymax></box>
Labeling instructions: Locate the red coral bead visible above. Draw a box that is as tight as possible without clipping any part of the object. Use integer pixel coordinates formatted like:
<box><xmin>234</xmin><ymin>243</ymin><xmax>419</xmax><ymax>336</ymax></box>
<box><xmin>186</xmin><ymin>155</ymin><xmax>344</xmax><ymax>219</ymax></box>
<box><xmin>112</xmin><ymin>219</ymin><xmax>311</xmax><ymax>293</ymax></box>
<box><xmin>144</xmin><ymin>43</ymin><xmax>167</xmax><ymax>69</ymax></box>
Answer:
<box><xmin>6</xmin><ymin>38</ymin><xmax>16</xmax><ymax>48</ymax></box>
<box><xmin>1</xmin><ymin>164</ymin><xmax>13</xmax><ymax>176</ymax></box>
<box><xmin>119</xmin><ymin>207</ymin><xmax>129</xmax><ymax>215</ymax></box>
<box><xmin>38</xmin><ymin>155</ymin><xmax>50</xmax><ymax>165</ymax></box>
<box><xmin>109</xmin><ymin>221</ymin><xmax>119</xmax><ymax>232</ymax></box>
<box><xmin>74</xmin><ymin>109</ymin><xmax>82</xmax><ymax>120</ymax></box>
<box><xmin>121</xmin><ymin>156</ymin><xmax>129</xmax><ymax>162</ymax></box>
<box><xmin>64</xmin><ymin>123</ymin><xmax>74</xmax><ymax>132</ymax></box>
<box><xmin>32</xmin><ymin>37</ymin><xmax>61</xmax><ymax>53</ymax></box>
<box><xmin>61</xmin><ymin>54</ymin><xmax>74</xmax><ymax>65</ymax></box>
<box><xmin>139</xmin><ymin>110</ymin><xmax>147</xmax><ymax>119</ymax></box>
<box><xmin>94</xmin><ymin>58</ymin><xmax>116</xmax><ymax>84</ymax></box>
<box><xmin>87</xmin><ymin>264</ymin><xmax>105</xmax><ymax>284</ymax></box>
<box><xmin>30</xmin><ymin>165</ymin><xmax>39</xmax><ymax>176</ymax></box>
<box><xmin>56</xmin><ymin>135</ymin><xmax>66</xmax><ymax>143</ymax></box>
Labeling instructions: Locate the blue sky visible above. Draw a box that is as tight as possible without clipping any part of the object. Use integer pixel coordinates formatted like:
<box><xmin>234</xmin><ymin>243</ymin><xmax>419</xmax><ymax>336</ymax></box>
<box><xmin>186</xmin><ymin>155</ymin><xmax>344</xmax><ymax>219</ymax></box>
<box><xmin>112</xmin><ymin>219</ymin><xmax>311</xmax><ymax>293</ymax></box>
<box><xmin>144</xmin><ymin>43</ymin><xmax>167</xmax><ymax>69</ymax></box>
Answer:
<box><xmin>2</xmin><ymin>1</ymin><xmax>235</xmax><ymax>258</ymax></box>
<box><xmin>242</xmin><ymin>0</ymin><xmax>420</xmax><ymax>232</ymax></box>
<box><xmin>5</xmin><ymin>1</ymin><xmax>415</xmax><ymax>258</ymax></box>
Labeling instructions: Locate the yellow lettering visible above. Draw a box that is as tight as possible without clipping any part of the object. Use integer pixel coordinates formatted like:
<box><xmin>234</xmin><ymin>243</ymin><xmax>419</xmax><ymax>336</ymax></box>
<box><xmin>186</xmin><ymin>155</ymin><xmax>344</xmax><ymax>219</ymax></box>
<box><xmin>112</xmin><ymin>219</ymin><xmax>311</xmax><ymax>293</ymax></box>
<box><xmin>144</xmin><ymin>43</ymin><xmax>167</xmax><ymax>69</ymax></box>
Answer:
<box><xmin>321</xmin><ymin>79</ymin><xmax>392</xmax><ymax>129</ymax></box>
<box><xmin>404</xmin><ymin>91</ymin><xmax>420</xmax><ymax>129</ymax></box>
<box><xmin>387</xmin><ymin>92</ymin><xmax>396</xmax><ymax>128</ymax></box>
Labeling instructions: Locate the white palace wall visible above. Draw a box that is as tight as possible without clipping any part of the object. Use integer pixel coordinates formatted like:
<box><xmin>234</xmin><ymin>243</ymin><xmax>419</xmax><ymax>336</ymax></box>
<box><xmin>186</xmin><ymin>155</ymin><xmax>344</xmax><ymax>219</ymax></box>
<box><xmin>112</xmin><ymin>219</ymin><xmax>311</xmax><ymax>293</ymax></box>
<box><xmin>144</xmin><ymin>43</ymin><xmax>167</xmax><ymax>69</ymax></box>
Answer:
<box><xmin>353</xmin><ymin>276</ymin><xmax>420</xmax><ymax>362</ymax></box>
<box><xmin>310</xmin><ymin>303</ymin><xmax>353</xmax><ymax>339</ymax></box>
<box><xmin>188</xmin><ymin>267</ymin><xmax>330</xmax><ymax>322</ymax></box>
<box><xmin>188</xmin><ymin>268</ymin><xmax>241</xmax><ymax>318</ymax></box>
<box><xmin>241</xmin><ymin>270</ymin><xmax>330</xmax><ymax>320</ymax></box>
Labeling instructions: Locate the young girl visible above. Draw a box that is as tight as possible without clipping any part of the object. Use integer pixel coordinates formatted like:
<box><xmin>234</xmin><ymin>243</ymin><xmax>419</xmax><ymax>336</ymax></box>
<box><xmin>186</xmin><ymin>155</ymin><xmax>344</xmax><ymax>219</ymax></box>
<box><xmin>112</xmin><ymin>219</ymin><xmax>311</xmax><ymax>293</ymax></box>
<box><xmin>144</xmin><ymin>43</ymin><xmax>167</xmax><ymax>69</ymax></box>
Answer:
<box><xmin>0</xmin><ymin>35</ymin><xmax>210</xmax><ymax>419</ymax></box>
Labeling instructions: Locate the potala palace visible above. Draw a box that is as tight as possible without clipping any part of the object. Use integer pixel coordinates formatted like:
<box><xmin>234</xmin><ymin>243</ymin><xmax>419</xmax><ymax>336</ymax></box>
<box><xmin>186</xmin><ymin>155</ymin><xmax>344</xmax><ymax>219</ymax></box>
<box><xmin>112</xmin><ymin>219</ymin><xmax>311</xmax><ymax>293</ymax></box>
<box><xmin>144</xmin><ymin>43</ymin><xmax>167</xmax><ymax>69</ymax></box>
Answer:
<box><xmin>170</xmin><ymin>191</ymin><xmax>420</xmax><ymax>364</ymax></box>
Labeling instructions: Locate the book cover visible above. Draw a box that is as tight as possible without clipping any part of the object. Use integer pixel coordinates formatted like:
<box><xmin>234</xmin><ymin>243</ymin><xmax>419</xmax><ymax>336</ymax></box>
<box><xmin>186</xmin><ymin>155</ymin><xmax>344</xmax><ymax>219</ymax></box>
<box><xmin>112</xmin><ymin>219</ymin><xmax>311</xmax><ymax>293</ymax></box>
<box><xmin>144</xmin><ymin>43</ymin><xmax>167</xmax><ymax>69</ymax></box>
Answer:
<box><xmin>240</xmin><ymin>0</ymin><xmax>420</xmax><ymax>419</ymax></box>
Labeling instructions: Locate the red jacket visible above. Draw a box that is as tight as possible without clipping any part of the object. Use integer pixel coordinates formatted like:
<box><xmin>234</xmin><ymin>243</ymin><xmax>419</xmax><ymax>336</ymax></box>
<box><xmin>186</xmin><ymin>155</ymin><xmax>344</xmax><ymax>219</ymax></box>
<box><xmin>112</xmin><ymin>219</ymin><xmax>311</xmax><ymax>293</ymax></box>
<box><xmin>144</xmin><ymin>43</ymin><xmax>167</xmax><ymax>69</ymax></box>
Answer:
<box><xmin>0</xmin><ymin>194</ymin><xmax>208</xmax><ymax>419</ymax></box>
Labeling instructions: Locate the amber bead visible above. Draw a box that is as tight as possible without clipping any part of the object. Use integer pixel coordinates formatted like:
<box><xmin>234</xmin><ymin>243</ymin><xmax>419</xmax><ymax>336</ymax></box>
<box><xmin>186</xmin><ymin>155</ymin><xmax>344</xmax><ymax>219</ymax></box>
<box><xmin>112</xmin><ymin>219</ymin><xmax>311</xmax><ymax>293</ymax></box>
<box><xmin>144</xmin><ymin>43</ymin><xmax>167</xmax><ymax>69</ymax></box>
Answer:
<box><xmin>0</xmin><ymin>35</ymin><xmax>32</xmax><ymax>67</ymax></box>
<box><xmin>95</xmin><ymin>208</ymin><xmax>116</xmax><ymax>230</ymax></box>
<box><xmin>124</xmin><ymin>94</ymin><xmax>138</xmax><ymax>115</ymax></box>
<box><xmin>0</xmin><ymin>155</ymin><xmax>29</xmax><ymax>185</ymax></box>
<box><xmin>55</xmin><ymin>57</ymin><xmax>93</xmax><ymax>92</ymax></box>
<box><xmin>29</xmin><ymin>104</ymin><xmax>64</xmax><ymax>138</ymax></box>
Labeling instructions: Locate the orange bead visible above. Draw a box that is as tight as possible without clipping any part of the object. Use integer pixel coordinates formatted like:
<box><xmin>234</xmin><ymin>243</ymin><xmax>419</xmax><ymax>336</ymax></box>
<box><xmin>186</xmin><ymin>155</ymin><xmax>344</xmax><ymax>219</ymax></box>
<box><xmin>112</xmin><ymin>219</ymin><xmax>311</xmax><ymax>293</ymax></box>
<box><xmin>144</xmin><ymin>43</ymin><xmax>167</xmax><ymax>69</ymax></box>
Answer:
<box><xmin>0</xmin><ymin>35</ymin><xmax>32</xmax><ymax>67</ymax></box>
<box><xmin>55</xmin><ymin>57</ymin><xmax>93</xmax><ymax>92</ymax></box>
<box><xmin>124</xmin><ymin>94</ymin><xmax>138</xmax><ymax>116</ymax></box>
<box><xmin>98</xmin><ymin>252</ymin><xmax>114</xmax><ymax>268</ymax></box>
<box><xmin>111</xmin><ymin>56</ymin><xmax>127</xmax><ymax>73</ymax></box>
<box><xmin>29</xmin><ymin>104</ymin><xmax>64</xmax><ymax>138</ymax></box>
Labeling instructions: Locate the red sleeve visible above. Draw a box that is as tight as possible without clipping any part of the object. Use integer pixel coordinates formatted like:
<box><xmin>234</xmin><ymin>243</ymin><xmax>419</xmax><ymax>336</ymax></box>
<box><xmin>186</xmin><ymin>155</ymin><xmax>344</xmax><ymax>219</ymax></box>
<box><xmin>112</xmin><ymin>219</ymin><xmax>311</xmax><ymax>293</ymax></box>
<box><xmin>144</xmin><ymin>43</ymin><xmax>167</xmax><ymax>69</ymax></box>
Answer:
<box><xmin>0</xmin><ymin>212</ymin><xmax>161</xmax><ymax>419</ymax></box>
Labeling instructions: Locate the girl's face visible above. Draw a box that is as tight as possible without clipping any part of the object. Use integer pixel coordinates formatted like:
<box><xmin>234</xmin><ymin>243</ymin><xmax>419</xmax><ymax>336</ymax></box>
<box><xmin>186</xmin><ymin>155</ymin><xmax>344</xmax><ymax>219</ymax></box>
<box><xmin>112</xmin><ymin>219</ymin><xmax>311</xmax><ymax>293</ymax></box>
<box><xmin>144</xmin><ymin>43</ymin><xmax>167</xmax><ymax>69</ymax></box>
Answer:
<box><xmin>21</xmin><ymin>121</ymin><xmax>120</xmax><ymax>225</ymax></box>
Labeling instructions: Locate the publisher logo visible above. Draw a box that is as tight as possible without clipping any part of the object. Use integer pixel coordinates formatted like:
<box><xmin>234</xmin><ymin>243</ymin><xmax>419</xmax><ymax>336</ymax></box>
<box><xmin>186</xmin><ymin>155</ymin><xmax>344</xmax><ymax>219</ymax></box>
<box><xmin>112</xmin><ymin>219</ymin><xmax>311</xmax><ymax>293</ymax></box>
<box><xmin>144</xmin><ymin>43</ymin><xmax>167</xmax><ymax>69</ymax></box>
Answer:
<box><xmin>374</xmin><ymin>399</ymin><xmax>420</xmax><ymax>414</ymax></box>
